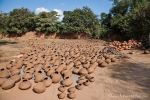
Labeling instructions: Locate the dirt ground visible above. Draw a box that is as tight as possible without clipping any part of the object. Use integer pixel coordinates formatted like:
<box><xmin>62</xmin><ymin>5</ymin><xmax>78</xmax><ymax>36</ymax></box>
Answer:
<box><xmin>0</xmin><ymin>35</ymin><xmax>150</xmax><ymax>100</ymax></box>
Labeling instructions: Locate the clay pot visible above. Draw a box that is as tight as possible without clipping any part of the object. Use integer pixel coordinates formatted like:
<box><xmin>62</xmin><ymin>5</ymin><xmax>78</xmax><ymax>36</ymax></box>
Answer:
<box><xmin>77</xmin><ymin>79</ymin><xmax>86</xmax><ymax>84</ymax></box>
<box><xmin>89</xmin><ymin>77</ymin><xmax>95</xmax><ymax>82</ymax></box>
<box><xmin>68</xmin><ymin>92</ymin><xmax>76</xmax><ymax>99</ymax></box>
<box><xmin>24</xmin><ymin>67</ymin><xmax>34</xmax><ymax>74</ymax></box>
<box><xmin>100</xmin><ymin>62</ymin><xmax>107</xmax><ymax>67</ymax></box>
<box><xmin>83</xmin><ymin>62</ymin><xmax>90</xmax><ymax>68</ymax></box>
<box><xmin>84</xmin><ymin>80</ymin><xmax>90</xmax><ymax>86</ymax></box>
<box><xmin>34</xmin><ymin>70</ymin><xmax>43</xmax><ymax>76</ymax></box>
<box><xmin>43</xmin><ymin>77</ymin><xmax>52</xmax><ymax>87</ymax></box>
<box><xmin>87</xmin><ymin>67</ymin><xmax>94</xmax><ymax>74</ymax></box>
<box><xmin>73</xmin><ymin>67</ymin><xmax>80</xmax><ymax>74</ymax></box>
<box><xmin>68</xmin><ymin>87</ymin><xmax>76</xmax><ymax>93</ymax></box>
<box><xmin>58</xmin><ymin>92</ymin><xmax>66</xmax><ymax>99</ymax></box>
<box><xmin>11</xmin><ymin>68</ymin><xmax>20</xmax><ymax>75</ymax></box>
<box><xmin>34</xmin><ymin>71</ymin><xmax>44</xmax><ymax>83</ymax></box>
<box><xmin>10</xmin><ymin>75</ymin><xmax>21</xmax><ymax>83</ymax></box>
<box><xmin>79</xmin><ymin>68</ymin><xmax>88</xmax><ymax>75</ymax></box>
<box><xmin>55</xmin><ymin>67</ymin><xmax>64</xmax><ymax>73</ymax></box>
<box><xmin>6</xmin><ymin>63</ymin><xmax>13</xmax><ymax>69</ymax></box>
<box><xmin>34</xmin><ymin>64</ymin><xmax>43</xmax><ymax>71</ymax></box>
<box><xmin>33</xmin><ymin>82</ymin><xmax>46</xmax><ymax>93</ymax></box>
<box><xmin>85</xmin><ymin>74</ymin><xmax>92</xmax><ymax>79</ymax></box>
<box><xmin>46</xmin><ymin>68</ymin><xmax>55</xmax><ymax>76</ymax></box>
<box><xmin>105</xmin><ymin>59</ymin><xmax>111</xmax><ymax>64</ymax></box>
<box><xmin>22</xmin><ymin>72</ymin><xmax>33</xmax><ymax>80</ymax></box>
<box><xmin>0</xmin><ymin>78</ymin><xmax>7</xmax><ymax>86</ymax></box>
<box><xmin>63</xmin><ymin>71</ymin><xmax>72</xmax><ymax>78</ymax></box>
<box><xmin>51</xmin><ymin>71</ymin><xmax>61</xmax><ymax>83</ymax></box>
<box><xmin>18</xmin><ymin>79</ymin><xmax>32</xmax><ymax>90</ymax></box>
<box><xmin>58</xmin><ymin>85</ymin><xmax>66</xmax><ymax>92</ymax></box>
<box><xmin>61</xmin><ymin>68</ymin><xmax>69</xmax><ymax>75</ymax></box>
<box><xmin>0</xmin><ymin>68</ymin><xmax>10</xmax><ymax>78</ymax></box>
<box><xmin>78</xmin><ymin>75</ymin><xmax>85</xmax><ymax>80</ymax></box>
<box><xmin>62</xmin><ymin>76</ymin><xmax>73</xmax><ymax>87</ymax></box>
<box><xmin>111</xmin><ymin>57</ymin><xmax>116</xmax><ymax>62</ymax></box>
<box><xmin>144</xmin><ymin>50</ymin><xmax>149</xmax><ymax>54</ymax></box>
<box><xmin>1</xmin><ymin>79</ymin><xmax>15</xmax><ymax>90</ymax></box>
<box><xmin>76</xmin><ymin>84</ymin><xmax>83</xmax><ymax>90</ymax></box>
<box><xmin>14</xmin><ymin>62</ymin><xmax>23</xmax><ymax>69</ymax></box>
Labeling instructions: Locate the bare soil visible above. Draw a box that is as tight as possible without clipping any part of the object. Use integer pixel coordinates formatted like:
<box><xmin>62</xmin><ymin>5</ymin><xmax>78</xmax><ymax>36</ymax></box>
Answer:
<box><xmin>0</xmin><ymin>33</ymin><xmax>150</xmax><ymax>100</ymax></box>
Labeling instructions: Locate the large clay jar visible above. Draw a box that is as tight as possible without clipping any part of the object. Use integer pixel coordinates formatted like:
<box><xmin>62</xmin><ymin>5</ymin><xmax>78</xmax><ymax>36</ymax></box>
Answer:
<box><xmin>79</xmin><ymin>68</ymin><xmax>88</xmax><ymax>75</ymax></box>
<box><xmin>43</xmin><ymin>77</ymin><xmax>52</xmax><ymax>87</ymax></box>
<box><xmin>76</xmin><ymin>84</ymin><xmax>83</xmax><ymax>90</ymax></box>
<box><xmin>68</xmin><ymin>92</ymin><xmax>76</xmax><ymax>99</ymax></box>
<box><xmin>0</xmin><ymin>78</ymin><xmax>7</xmax><ymax>86</ymax></box>
<box><xmin>111</xmin><ymin>57</ymin><xmax>116</xmax><ymax>62</ymax></box>
<box><xmin>33</xmin><ymin>82</ymin><xmax>46</xmax><ymax>93</ymax></box>
<box><xmin>46</xmin><ymin>68</ymin><xmax>55</xmax><ymax>76</ymax></box>
<box><xmin>62</xmin><ymin>76</ymin><xmax>73</xmax><ymax>87</ymax></box>
<box><xmin>68</xmin><ymin>86</ymin><xmax>76</xmax><ymax>93</ymax></box>
<box><xmin>22</xmin><ymin>72</ymin><xmax>33</xmax><ymax>80</ymax></box>
<box><xmin>10</xmin><ymin>75</ymin><xmax>21</xmax><ymax>83</ymax></box>
<box><xmin>18</xmin><ymin>79</ymin><xmax>32</xmax><ymax>90</ymax></box>
<box><xmin>100</xmin><ymin>62</ymin><xmax>107</xmax><ymax>67</ymax></box>
<box><xmin>51</xmin><ymin>71</ymin><xmax>61</xmax><ymax>83</ymax></box>
<box><xmin>89</xmin><ymin>77</ymin><xmax>95</xmax><ymax>82</ymax></box>
<box><xmin>105</xmin><ymin>59</ymin><xmax>111</xmax><ymax>64</ymax></box>
<box><xmin>87</xmin><ymin>67</ymin><xmax>94</xmax><ymax>74</ymax></box>
<box><xmin>10</xmin><ymin>68</ymin><xmax>20</xmax><ymax>76</ymax></box>
<box><xmin>34</xmin><ymin>71</ymin><xmax>44</xmax><ymax>83</ymax></box>
<box><xmin>58</xmin><ymin>92</ymin><xmax>66</xmax><ymax>99</ymax></box>
<box><xmin>1</xmin><ymin>79</ymin><xmax>15</xmax><ymax>90</ymax></box>
<box><xmin>84</xmin><ymin>80</ymin><xmax>90</xmax><ymax>86</ymax></box>
<box><xmin>0</xmin><ymin>68</ymin><xmax>10</xmax><ymax>78</ymax></box>
<box><xmin>58</xmin><ymin>85</ymin><xmax>66</xmax><ymax>92</ymax></box>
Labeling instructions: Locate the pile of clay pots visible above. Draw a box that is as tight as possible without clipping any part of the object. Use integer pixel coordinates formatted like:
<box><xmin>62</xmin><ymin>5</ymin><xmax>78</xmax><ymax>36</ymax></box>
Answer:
<box><xmin>0</xmin><ymin>40</ymin><xmax>117</xmax><ymax>99</ymax></box>
<box><xmin>106</xmin><ymin>40</ymin><xmax>142</xmax><ymax>51</ymax></box>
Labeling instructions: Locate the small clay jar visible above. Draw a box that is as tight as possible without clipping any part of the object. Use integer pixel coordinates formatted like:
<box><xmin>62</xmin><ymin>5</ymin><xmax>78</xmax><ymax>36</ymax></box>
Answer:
<box><xmin>77</xmin><ymin>79</ymin><xmax>86</xmax><ymax>84</ymax></box>
<box><xmin>63</xmin><ymin>71</ymin><xmax>72</xmax><ymax>78</ymax></box>
<box><xmin>58</xmin><ymin>85</ymin><xmax>66</xmax><ymax>92</ymax></box>
<box><xmin>111</xmin><ymin>57</ymin><xmax>116</xmax><ymax>62</ymax></box>
<box><xmin>14</xmin><ymin>62</ymin><xmax>23</xmax><ymax>69</ymax></box>
<box><xmin>18</xmin><ymin>79</ymin><xmax>32</xmax><ymax>90</ymax></box>
<box><xmin>68</xmin><ymin>87</ymin><xmax>76</xmax><ymax>93</ymax></box>
<box><xmin>33</xmin><ymin>82</ymin><xmax>46</xmax><ymax>93</ymax></box>
<box><xmin>79</xmin><ymin>68</ymin><xmax>88</xmax><ymax>75</ymax></box>
<box><xmin>0</xmin><ymin>68</ymin><xmax>10</xmax><ymax>78</ymax></box>
<box><xmin>11</xmin><ymin>68</ymin><xmax>20</xmax><ymax>75</ymax></box>
<box><xmin>68</xmin><ymin>92</ymin><xmax>76</xmax><ymax>99</ymax></box>
<box><xmin>105</xmin><ymin>59</ymin><xmax>111</xmax><ymax>64</ymax></box>
<box><xmin>43</xmin><ymin>77</ymin><xmax>52</xmax><ymax>87</ymax></box>
<box><xmin>87</xmin><ymin>67</ymin><xmax>94</xmax><ymax>74</ymax></box>
<box><xmin>46</xmin><ymin>68</ymin><xmax>55</xmax><ymax>76</ymax></box>
<box><xmin>0</xmin><ymin>78</ymin><xmax>7</xmax><ymax>86</ymax></box>
<box><xmin>85</xmin><ymin>74</ymin><xmax>92</xmax><ymax>79</ymax></box>
<box><xmin>1</xmin><ymin>79</ymin><xmax>15</xmax><ymax>90</ymax></box>
<box><xmin>24</xmin><ymin>67</ymin><xmax>34</xmax><ymax>74</ymax></box>
<box><xmin>6</xmin><ymin>63</ymin><xmax>13</xmax><ymax>69</ymax></box>
<box><xmin>84</xmin><ymin>80</ymin><xmax>90</xmax><ymax>86</ymax></box>
<box><xmin>76</xmin><ymin>84</ymin><xmax>83</xmax><ymax>90</ymax></box>
<box><xmin>78</xmin><ymin>75</ymin><xmax>85</xmax><ymax>80</ymax></box>
<box><xmin>62</xmin><ymin>76</ymin><xmax>73</xmax><ymax>87</ymax></box>
<box><xmin>10</xmin><ymin>75</ymin><xmax>21</xmax><ymax>83</ymax></box>
<box><xmin>51</xmin><ymin>71</ymin><xmax>61</xmax><ymax>83</ymax></box>
<box><xmin>89</xmin><ymin>77</ymin><xmax>95</xmax><ymax>82</ymax></box>
<box><xmin>100</xmin><ymin>62</ymin><xmax>107</xmax><ymax>67</ymax></box>
<box><xmin>58</xmin><ymin>92</ymin><xmax>66</xmax><ymax>99</ymax></box>
<box><xmin>73</xmin><ymin>67</ymin><xmax>80</xmax><ymax>74</ymax></box>
<box><xmin>34</xmin><ymin>71</ymin><xmax>44</xmax><ymax>83</ymax></box>
<box><xmin>22</xmin><ymin>72</ymin><xmax>33</xmax><ymax>80</ymax></box>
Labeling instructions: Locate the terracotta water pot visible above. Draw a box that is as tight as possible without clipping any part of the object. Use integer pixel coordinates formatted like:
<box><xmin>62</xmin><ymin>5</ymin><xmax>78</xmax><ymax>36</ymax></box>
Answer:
<box><xmin>100</xmin><ymin>62</ymin><xmax>107</xmax><ymax>67</ymax></box>
<box><xmin>43</xmin><ymin>77</ymin><xmax>52</xmax><ymax>87</ymax></box>
<box><xmin>105</xmin><ymin>58</ymin><xmax>111</xmax><ymax>64</ymax></box>
<box><xmin>87</xmin><ymin>67</ymin><xmax>94</xmax><ymax>74</ymax></box>
<box><xmin>61</xmin><ymin>68</ymin><xmax>69</xmax><ymax>75</ymax></box>
<box><xmin>0</xmin><ymin>78</ymin><xmax>7</xmax><ymax>86</ymax></box>
<box><xmin>76</xmin><ymin>84</ymin><xmax>83</xmax><ymax>90</ymax></box>
<box><xmin>62</xmin><ymin>76</ymin><xmax>73</xmax><ymax>87</ymax></box>
<box><xmin>6</xmin><ymin>63</ymin><xmax>13</xmax><ymax>69</ymax></box>
<box><xmin>85</xmin><ymin>74</ymin><xmax>92</xmax><ymax>79</ymax></box>
<box><xmin>14</xmin><ymin>62</ymin><xmax>23</xmax><ymax>69</ymax></box>
<box><xmin>0</xmin><ymin>68</ymin><xmax>10</xmax><ymax>78</ymax></box>
<box><xmin>73</xmin><ymin>67</ymin><xmax>80</xmax><ymax>74</ymax></box>
<box><xmin>78</xmin><ymin>75</ymin><xmax>85</xmax><ymax>80</ymax></box>
<box><xmin>22</xmin><ymin>72</ymin><xmax>33</xmax><ymax>80</ymax></box>
<box><xmin>24</xmin><ymin>67</ymin><xmax>34</xmax><ymax>74</ymax></box>
<box><xmin>58</xmin><ymin>92</ymin><xmax>66</xmax><ymax>99</ymax></box>
<box><xmin>11</xmin><ymin>68</ymin><xmax>20</xmax><ymax>75</ymax></box>
<box><xmin>51</xmin><ymin>71</ymin><xmax>61</xmax><ymax>83</ymax></box>
<box><xmin>68</xmin><ymin>92</ymin><xmax>76</xmax><ymax>99</ymax></box>
<box><xmin>63</xmin><ymin>71</ymin><xmax>72</xmax><ymax>78</ymax></box>
<box><xmin>46</xmin><ymin>68</ymin><xmax>55</xmax><ymax>76</ymax></box>
<box><xmin>111</xmin><ymin>57</ymin><xmax>116</xmax><ymax>62</ymax></box>
<box><xmin>58</xmin><ymin>85</ymin><xmax>66</xmax><ymax>92</ymax></box>
<box><xmin>77</xmin><ymin>79</ymin><xmax>86</xmax><ymax>84</ymax></box>
<box><xmin>68</xmin><ymin>86</ymin><xmax>76</xmax><ymax>93</ymax></box>
<box><xmin>79</xmin><ymin>68</ymin><xmax>88</xmax><ymax>75</ymax></box>
<box><xmin>34</xmin><ymin>71</ymin><xmax>44</xmax><ymax>83</ymax></box>
<box><xmin>89</xmin><ymin>77</ymin><xmax>95</xmax><ymax>82</ymax></box>
<box><xmin>10</xmin><ymin>75</ymin><xmax>21</xmax><ymax>83</ymax></box>
<box><xmin>1</xmin><ymin>79</ymin><xmax>15</xmax><ymax>90</ymax></box>
<box><xmin>84</xmin><ymin>80</ymin><xmax>90</xmax><ymax>86</ymax></box>
<box><xmin>83</xmin><ymin>62</ymin><xmax>90</xmax><ymax>68</ymax></box>
<box><xmin>18</xmin><ymin>79</ymin><xmax>32</xmax><ymax>90</ymax></box>
<box><xmin>33</xmin><ymin>82</ymin><xmax>46</xmax><ymax>93</ymax></box>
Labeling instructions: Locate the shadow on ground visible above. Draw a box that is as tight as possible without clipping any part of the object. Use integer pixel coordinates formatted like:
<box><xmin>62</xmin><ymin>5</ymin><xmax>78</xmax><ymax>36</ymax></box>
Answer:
<box><xmin>0</xmin><ymin>41</ymin><xmax>18</xmax><ymax>46</ymax></box>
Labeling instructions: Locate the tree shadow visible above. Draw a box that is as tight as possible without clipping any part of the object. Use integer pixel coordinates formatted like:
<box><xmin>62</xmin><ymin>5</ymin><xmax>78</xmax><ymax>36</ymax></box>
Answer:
<box><xmin>0</xmin><ymin>41</ymin><xmax>18</xmax><ymax>46</ymax></box>
<box><xmin>108</xmin><ymin>61</ymin><xmax>150</xmax><ymax>99</ymax></box>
